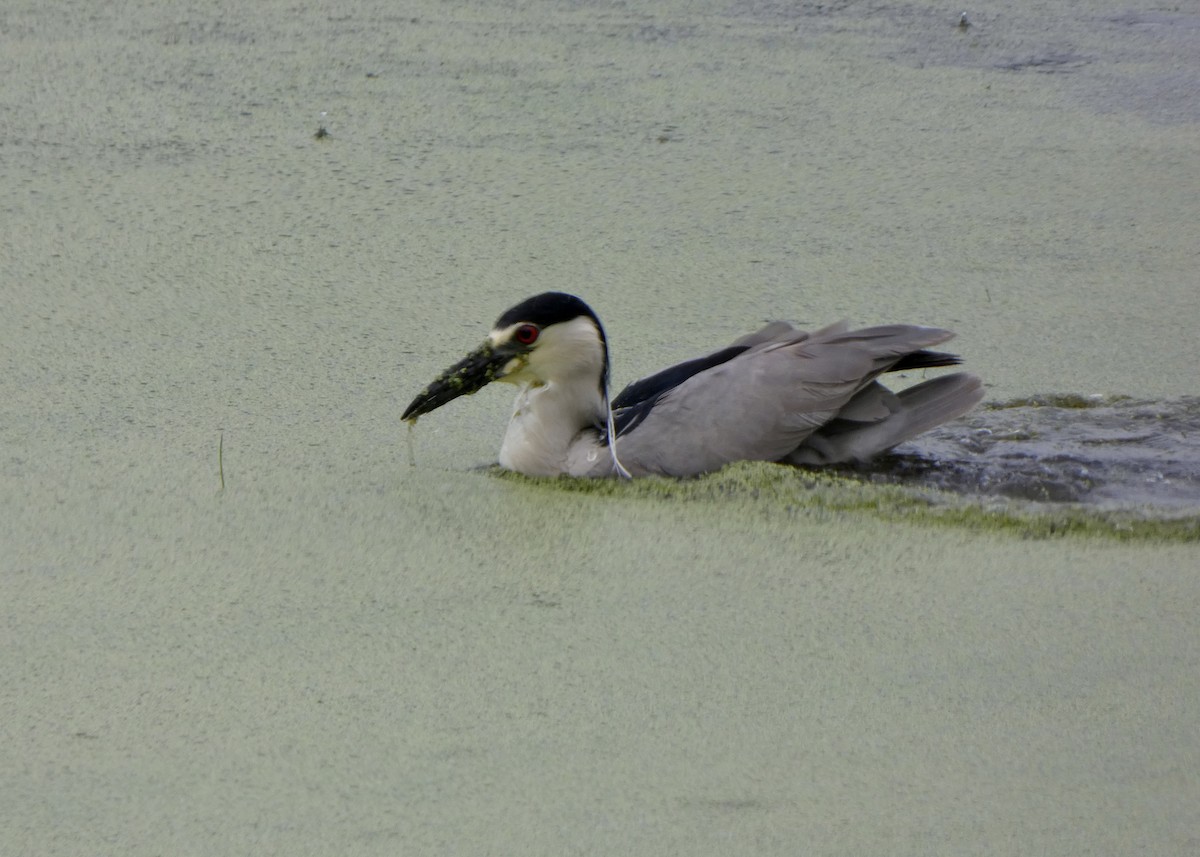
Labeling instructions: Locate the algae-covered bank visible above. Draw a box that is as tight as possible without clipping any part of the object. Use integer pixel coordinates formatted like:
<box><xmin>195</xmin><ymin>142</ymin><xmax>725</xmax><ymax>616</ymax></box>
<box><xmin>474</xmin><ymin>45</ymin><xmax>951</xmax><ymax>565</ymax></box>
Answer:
<box><xmin>2</xmin><ymin>1</ymin><xmax>1198</xmax><ymax>855</ymax></box>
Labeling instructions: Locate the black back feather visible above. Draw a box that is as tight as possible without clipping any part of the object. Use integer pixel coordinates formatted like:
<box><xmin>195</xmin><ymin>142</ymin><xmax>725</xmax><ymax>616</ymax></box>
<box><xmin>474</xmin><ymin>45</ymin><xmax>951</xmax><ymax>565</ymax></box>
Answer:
<box><xmin>888</xmin><ymin>350</ymin><xmax>962</xmax><ymax>371</ymax></box>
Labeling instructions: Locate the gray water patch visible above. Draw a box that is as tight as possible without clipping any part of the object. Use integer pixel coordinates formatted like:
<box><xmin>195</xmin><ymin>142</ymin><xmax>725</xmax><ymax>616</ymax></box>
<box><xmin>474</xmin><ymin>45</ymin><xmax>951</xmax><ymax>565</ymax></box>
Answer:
<box><xmin>850</xmin><ymin>396</ymin><xmax>1200</xmax><ymax>512</ymax></box>
<box><xmin>729</xmin><ymin>0</ymin><xmax>1200</xmax><ymax>124</ymax></box>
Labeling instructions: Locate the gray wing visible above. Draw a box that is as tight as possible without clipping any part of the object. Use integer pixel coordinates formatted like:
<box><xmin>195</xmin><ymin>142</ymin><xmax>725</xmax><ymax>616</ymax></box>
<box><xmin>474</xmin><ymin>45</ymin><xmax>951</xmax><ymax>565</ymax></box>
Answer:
<box><xmin>612</xmin><ymin>323</ymin><xmax>975</xmax><ymax>477</ymax></box>
<box><xmin>786</xmin><ymin>373</ymin><xmax>983</xmax><ymax>465</ymax></box>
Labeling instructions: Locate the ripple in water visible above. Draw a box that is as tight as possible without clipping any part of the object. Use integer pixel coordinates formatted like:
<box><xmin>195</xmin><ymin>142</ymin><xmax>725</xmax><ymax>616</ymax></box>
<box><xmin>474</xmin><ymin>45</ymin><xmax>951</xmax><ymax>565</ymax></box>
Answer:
<box><xmin>844</xmin><ymin>395</ymin><xmax>1200</xmax><ymax>514</ymax></box>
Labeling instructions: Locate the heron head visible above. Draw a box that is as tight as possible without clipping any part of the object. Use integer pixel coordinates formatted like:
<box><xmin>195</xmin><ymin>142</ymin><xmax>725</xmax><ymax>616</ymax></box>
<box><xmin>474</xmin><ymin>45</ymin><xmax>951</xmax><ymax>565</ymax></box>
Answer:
<box><xmin>401</xmin><ymin>292</ymin><xmax>611</xmax><ymax>423</ymax></box>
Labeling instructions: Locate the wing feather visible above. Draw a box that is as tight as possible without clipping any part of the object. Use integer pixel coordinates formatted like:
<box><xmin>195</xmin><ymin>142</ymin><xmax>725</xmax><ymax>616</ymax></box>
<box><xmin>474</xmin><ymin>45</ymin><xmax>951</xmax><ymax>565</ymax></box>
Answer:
<box><xmin>612</xmin><ymin>323</ymin><xmax>962</xmax><ymax>476</ymax></box>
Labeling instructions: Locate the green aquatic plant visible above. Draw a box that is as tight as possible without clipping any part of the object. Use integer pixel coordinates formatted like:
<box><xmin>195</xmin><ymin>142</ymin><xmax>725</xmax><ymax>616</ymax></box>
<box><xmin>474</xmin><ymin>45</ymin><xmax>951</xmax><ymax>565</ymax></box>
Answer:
<box><xmin>493</xmin><ymin>461</ymin><xmax>1199</xmax><ymax>543</ymax></box>
<box><xmin>986</xmin><ymin>393</ymin><xmax>1133</xmax><ymax>410</ymax></box>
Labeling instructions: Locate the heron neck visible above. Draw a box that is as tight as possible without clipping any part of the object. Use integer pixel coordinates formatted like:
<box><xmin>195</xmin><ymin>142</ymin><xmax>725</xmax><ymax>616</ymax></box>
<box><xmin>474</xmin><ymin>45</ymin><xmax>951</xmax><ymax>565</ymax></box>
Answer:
<box><xmin>498</xmin><ymin>378</ymin><xmax>606</xmax><ymax>476</ymax></box>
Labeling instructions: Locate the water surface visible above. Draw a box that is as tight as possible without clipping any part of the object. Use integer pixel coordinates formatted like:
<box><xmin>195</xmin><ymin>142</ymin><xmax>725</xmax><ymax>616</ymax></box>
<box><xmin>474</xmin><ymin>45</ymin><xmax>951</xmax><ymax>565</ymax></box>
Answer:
<box><xmin>2</xmin><ymin>1</ymin><xmax>1198</xmax><ymax>855</ymax></box>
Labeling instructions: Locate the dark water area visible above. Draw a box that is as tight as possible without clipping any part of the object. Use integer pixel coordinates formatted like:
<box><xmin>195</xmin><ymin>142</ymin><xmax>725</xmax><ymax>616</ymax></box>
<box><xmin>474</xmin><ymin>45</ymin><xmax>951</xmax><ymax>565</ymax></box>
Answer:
<box><xmin>849</xmin><ymin>396</ymin><xmax>1200</xmax><ymax>514</ymax></box>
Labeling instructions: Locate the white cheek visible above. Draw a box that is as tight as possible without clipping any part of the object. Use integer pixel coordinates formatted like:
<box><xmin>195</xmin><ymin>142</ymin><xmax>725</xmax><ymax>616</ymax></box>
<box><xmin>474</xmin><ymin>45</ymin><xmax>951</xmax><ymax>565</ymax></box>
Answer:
<box><xmin>498</xmin><ymin>356</ymin><xmax>528</xmax><ymax>382</ymax></box>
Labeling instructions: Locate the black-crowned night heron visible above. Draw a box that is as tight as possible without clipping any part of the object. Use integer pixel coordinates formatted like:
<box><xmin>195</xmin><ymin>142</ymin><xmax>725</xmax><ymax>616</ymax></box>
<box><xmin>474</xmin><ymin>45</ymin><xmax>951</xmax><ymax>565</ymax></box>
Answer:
<box><xmin>402</xmin><ymin>292</ymin><xmax>984</xmax><ymax>478</ymax></box>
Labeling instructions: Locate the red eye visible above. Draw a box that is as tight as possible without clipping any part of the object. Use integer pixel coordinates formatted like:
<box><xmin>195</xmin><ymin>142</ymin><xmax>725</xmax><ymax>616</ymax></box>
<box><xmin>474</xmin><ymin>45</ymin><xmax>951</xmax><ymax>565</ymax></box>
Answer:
<box><xmin>514</xmin><ymin>324</ymin><xmax>539</xmax><ymax>345</ymax></box>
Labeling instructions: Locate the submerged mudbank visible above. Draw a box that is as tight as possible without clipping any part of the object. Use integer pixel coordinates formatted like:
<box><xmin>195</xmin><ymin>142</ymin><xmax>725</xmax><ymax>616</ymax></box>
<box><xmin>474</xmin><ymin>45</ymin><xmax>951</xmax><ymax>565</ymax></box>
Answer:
<box><xmin>504</xmin><ymin>396</ymin><xmax>1200</xmax><ymax>541</ymax></box>
<box><xmin>859</xmin><ymin>395</ymin><xmax>1200</xmax><ymax>511</ymax></box>
<box><xmin>786</xmin><ymin>394</ymin><xmax>1200</xmax><ymax>540</ymax></box>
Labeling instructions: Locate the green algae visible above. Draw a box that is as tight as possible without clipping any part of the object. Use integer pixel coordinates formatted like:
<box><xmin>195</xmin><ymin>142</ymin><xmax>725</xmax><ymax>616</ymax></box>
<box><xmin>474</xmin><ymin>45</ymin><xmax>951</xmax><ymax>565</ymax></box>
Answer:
<box><xmin>403</xmin><ymin>342</ymin><xmax>516</xmax><ymax>424</ymax></box>
<box><xmin>986</xmin><ymin>393</ymin><xmax>1134</xmax><ymax>410</ymax></box>
<box><xmin>493</xmin><ymin>461</ymin><xmax>1200</xmax><ymax>543</ymax></box>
